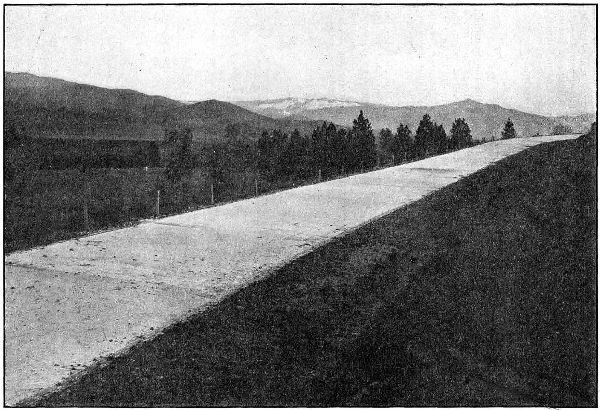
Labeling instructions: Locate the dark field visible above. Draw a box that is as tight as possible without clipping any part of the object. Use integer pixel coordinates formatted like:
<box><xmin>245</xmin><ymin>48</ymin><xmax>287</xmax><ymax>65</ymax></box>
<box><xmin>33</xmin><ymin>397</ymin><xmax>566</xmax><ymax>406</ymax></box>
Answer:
<box><xmin>24</xmin><ymin>135</ymin><xmax>596</xmax><ymax>407</ymax></box>
<box><xmin>5</xmin><ymin>167</ymin><xmax>163</xmax><ymax>253</ymax></box>
<box><xmin>4</xmin><ymin>166</ymin><xmax>324</xmax><ymax>253</ymax></box>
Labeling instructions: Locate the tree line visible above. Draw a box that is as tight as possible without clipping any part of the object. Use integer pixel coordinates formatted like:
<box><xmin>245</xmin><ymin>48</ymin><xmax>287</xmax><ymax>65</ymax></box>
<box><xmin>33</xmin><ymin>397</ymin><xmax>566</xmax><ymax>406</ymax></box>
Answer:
<box><xmin>252</xmin><ymin>112</ymin><xmax>519</xmax><ymax>180</ymax></box>
<box><xmin>167</xmin><ymin>111</ymin><xmax>514</xmax><ymax>188</ymax></box>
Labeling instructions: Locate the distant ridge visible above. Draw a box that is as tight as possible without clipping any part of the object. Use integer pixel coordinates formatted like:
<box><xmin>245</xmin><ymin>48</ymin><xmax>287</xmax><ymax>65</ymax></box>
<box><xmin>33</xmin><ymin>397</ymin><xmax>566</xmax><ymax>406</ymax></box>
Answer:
<box><xmin>4</xmin><ymin>72</ymin><xmax>323</xmax><ymax>142</ymax></box>
<box><xmin>5</xmin><ymin>72</ymin><xmax>182</xmax><ymax>141</ymax></box>
<box><xmin>5</xmin><ymin>72</ymin><xmax>594</xmax><ymax>142</ymax></box>
<box><xmin>236</xmin><ymin>97</ymin><xmax>596</xmax><ymax>141</ymax></box>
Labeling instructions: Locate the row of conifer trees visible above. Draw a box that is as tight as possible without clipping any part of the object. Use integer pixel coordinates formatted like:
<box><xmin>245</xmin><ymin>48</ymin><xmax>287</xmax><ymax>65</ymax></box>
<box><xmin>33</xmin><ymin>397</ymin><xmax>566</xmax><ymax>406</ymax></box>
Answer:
<box><xmin>167</xmin><ymin>112</ymin><xmax>519</xmax><ymax>187</ymax></box>
<box><xmin>252</xmin><ymin>112</ymin><xmax>482</xmax><ymax>182</ymax></box>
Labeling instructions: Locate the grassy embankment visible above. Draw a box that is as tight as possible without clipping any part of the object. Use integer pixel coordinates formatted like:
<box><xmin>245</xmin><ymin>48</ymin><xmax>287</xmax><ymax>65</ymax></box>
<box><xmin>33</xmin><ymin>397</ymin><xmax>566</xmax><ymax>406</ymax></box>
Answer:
<box><xmin>26</xmin><ymin>134</ymin><xmax>596</xmax><ymax>407</ymax></box>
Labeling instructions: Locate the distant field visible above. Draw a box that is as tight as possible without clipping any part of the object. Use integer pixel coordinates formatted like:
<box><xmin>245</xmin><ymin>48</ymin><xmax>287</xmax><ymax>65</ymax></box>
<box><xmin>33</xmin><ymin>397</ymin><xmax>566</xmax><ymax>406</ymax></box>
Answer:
<box><xmin>28</xmin><ymin>134</ymin><xmax>596</xmax><ymax>406</ymax></box>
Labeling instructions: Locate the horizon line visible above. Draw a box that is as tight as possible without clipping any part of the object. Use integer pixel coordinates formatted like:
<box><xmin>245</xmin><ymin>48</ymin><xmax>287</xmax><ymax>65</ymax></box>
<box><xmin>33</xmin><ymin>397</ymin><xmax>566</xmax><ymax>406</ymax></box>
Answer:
<box><xmin>5</xmin><ymin>70</ymin><xmax>596</xmax><ymax>118</ymax></box>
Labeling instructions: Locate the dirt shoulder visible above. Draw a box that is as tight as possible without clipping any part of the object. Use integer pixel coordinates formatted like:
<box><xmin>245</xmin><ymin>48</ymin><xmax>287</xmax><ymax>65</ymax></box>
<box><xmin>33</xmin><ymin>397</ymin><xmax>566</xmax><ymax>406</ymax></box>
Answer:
<box><xmin>27</xmin><ymin>135</ymin><xmax>596</xmax><ymax>407</ymax></box>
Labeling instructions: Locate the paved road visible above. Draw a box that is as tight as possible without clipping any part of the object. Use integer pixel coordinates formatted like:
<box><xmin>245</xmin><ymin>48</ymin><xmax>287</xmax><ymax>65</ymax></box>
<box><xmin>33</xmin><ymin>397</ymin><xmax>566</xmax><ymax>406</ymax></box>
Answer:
<box><xmin>4</xmin><ymin>135</ymin><xmax>579</xmax><ymax>405</ymax></box>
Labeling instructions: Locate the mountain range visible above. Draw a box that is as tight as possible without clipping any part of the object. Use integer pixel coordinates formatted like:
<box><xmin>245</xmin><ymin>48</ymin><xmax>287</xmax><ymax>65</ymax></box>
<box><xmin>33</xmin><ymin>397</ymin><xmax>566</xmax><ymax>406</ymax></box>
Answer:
<box><xmin>4</xmin><ymin>72</ymin><xmax>322</xmax><ymax>142</ymax></box>
<box><xmin>236</xmin><ymin>98</ymin><xmax>596</xmax><ymax>141</ymax></box>
<box><xmin>5</xmin><ymin>72</ymin><xmax>595</xmax><ymax>143</ymax></box>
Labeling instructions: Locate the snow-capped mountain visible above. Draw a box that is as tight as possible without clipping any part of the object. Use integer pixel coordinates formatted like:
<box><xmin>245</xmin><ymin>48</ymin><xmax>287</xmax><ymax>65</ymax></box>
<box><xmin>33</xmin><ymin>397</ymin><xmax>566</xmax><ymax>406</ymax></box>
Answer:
<box><xmin>235</xmin><ymin>98</ymin><xmax>361</xmax><ymax>118</ymax></box>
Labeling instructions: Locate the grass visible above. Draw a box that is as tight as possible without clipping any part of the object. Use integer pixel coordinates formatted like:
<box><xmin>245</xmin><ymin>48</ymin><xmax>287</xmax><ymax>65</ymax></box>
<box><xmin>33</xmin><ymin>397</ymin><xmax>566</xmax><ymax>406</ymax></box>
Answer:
<box><xmin>3</xmin><ymin>166</ymin><xmax>324</xmax><ymax>253</ymax></box>
<box><xmin>21</xmin><ymin>134</ymin><xmax>597</xmax><ymax>406</ymax></box>
<box><xmin>4</xmin><ymin>167</ymin><xmax>163</xmax><ymax>253</ymax></box>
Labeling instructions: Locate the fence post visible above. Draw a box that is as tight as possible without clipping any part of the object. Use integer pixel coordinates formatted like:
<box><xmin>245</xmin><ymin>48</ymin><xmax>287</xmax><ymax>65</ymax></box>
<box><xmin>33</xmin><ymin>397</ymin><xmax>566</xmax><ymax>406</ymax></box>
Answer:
<box><xmin>155</xmin><ymin>189</ymin><xmax>160</xmax><ymax>217</ymax></box>
<box><xmin>392</xmin><ymin>154</ymin><xmax>395</xmax><ymax>165</ymax></box>
<box><xmin>83</xmin><ymin>168</ymin><xmax>90</xmax><ymax>232</ymax></box>
<box><xmin>255</xmin><ymin>178</ymin><xmax>258</xmax><ymax>196</ymax></box>
<box><xmin>318</xmin><ymin>169</ymin><xmax>322</xmax><ymax>182</ymax></box>
<box><xmin>211</xmin><ymin>183</ymin><xmax>214</xmax><ymax>205</ymax></box>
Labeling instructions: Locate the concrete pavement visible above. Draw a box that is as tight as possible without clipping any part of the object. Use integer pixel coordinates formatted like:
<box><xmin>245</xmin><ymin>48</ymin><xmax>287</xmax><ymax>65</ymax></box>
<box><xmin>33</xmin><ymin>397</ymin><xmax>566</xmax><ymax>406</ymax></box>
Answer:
<box><xmin>4</xmin><ymin>134</ymin><xmax>579</xmax><ymax>405</ymax></box>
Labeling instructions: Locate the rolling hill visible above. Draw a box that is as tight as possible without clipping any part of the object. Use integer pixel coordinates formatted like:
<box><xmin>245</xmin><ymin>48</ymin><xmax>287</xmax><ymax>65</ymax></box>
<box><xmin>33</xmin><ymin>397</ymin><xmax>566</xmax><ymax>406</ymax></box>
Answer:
<box><xmin>5</xmin><ymin>72</ymin><xmax>181</xmax><ymax>141</ymax></box>
<box><xmin>4</xmin><ymin>72</ymin><xmax>322</xmax><ymax>142</ymax></box>
<box><xmin>235</xmin><ymin>97</ymin><xmax>596</xmax><ymax>141</ymax></box>
<box><xmin>161</xmin><ymin>99</ymin><xmax>323</xmax><ymax>141</ymax></box>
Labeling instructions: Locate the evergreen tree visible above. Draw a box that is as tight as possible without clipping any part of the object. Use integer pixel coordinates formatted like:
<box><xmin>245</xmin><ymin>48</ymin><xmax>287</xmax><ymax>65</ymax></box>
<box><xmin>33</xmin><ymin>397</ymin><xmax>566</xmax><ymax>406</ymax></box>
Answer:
<box><xmin>257</xmin><ymin>130</ymin><xmax>273</xmax><ymax>175</ymax></box>
<box><xmin>272</xmin><ymin>129</ymin><xmax>288</xmax><ymax>153</ymax></box>
<box><xmin>346</xmin><ymin>128</ymin><xmax>360</xmax><ymax>172</ymax></box>
<box><xmin>324</xmin><ymin>122</ymin><xmax>338</xmax><ymax>175</ymax></box>
<box><xmin>351</xmin><ymin>110</ymin><xmax>377</xmax><ymax>170</ymax></box>
<box><xmin>380</xmin><ymin>124</ymin><xmax>413</xmax><ymax>164</ymax></box>
<box><xmin>205</xmin><ymin>142</ymin><xmax>227</xmax><ymax>188</ymax></box>
<box><xmin>394</xmin><ymin>124</ymin><xmax>413</xmax><ymax>163</ymax></box>
<box><xmin>450</xmin><ymin>118</ymin><xmax>473</xmax><ymax>150</ymax></box>
<box><xmin>415</xmin><ymin>114</ymin><xmax>435</xmax><ymax>157</ymax></box>
<box><xmin>432</xmin><ymin>123</ymin><xmax>448</xmax><ymax>154</ymax></box>
<box><xmin>336</xmin><ymin>128</ymin><xmax>351</xmax><ymax>174</ymax></box>
<box><xmin>502</xmin><ymin>118</ymin><xmax>516</xmax><ymax>139</ymax></box>
<box><xmin>310</xmin><ymin>123</ymin><xmax>328</xmax><ymax>173</ymax></box>
<box><xmin>272</xmin><ymin>129</ymin><xmax>289</xmax><ymax>177</ymax></box>
<box><xmin>281</xmin><ymin>129</ymin><xmax>307</xmax><ymax>177</ymax></box>
<box><xmin>379</xmin><ymin>128</ymin><xmax>394</xmax><ymax>164</ymax></box>
<box><xmin>329</xmin><ymin>126</ymin><xmax>347</xmax><ymax>173</ymax></box>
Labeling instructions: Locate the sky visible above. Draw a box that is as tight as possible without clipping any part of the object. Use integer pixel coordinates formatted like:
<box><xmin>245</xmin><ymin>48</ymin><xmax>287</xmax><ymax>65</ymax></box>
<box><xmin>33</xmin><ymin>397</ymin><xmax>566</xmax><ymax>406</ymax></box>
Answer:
<box><xmin>4</xmin><ymin>5</ymin><xmax>597</xmax><ymax>116</ymax></box>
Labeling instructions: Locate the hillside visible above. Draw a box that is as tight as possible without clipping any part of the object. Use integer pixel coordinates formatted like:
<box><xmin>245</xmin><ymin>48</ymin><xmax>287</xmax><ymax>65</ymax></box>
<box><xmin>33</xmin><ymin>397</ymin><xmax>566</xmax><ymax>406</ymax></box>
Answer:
<box><xmin>161</xmin><ymin>100</ymin><xmax>323</xmax><ymax>142</ymax></box>
<box><xmin>5</xmin><ymin>72</ymin><xmax>181</xmax><ymax>141</ymax></box>
<box><xmin>236</xmin><ymin>98</ymin><xmax>596</xmax><ymax>141</ymax></box>
<box><xmin>4</xmin><ymin>73</ymin><xmax>321</xmax><ymax>142</ymax></box>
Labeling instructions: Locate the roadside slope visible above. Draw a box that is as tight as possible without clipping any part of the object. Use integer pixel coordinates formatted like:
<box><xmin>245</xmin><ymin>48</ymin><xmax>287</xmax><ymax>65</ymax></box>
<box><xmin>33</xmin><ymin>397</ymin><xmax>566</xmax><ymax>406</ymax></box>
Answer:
<box><xmin>26</xmin><ymin>134</ymin><xmax>596</xmax><ymax>407</ymax></box>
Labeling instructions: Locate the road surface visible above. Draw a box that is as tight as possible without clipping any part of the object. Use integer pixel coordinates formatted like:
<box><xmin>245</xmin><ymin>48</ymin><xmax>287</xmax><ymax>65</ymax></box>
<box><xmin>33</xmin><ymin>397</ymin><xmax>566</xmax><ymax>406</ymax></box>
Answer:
<box><xmin>4</xmin><ymin>134</ymin><xmax>579</xmax><ymax>405</ymax></box>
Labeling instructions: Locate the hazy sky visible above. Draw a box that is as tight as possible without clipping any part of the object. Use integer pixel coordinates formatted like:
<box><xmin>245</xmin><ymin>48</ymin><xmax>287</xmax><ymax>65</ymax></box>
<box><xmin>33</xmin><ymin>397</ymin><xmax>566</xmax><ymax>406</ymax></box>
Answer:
<box><xmin>5</xmin><ymin>5</ymin><xmax>597</xmax><ymax>116</ymax></box>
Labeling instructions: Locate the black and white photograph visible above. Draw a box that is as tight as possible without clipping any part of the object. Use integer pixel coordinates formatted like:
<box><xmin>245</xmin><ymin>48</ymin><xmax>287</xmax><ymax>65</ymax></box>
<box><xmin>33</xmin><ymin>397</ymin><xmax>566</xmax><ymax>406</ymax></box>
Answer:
<box><xmin>3</xmin><ymin>3</ymin><xmax>597</xmax><ymax>407</ymax></box>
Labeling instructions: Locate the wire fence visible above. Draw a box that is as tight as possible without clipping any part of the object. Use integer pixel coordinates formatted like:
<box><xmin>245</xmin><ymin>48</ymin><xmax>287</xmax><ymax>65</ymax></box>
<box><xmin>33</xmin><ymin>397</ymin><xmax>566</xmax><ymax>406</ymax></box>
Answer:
<box><xmin>4</xmin><ymin>139</ymin><xmax>493</xmax><ymax>253</ymax></box>
<box><xmin>4</xmin><ymin>166</ymin><xmax>330</xmax><ymax>253</ymax></box>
